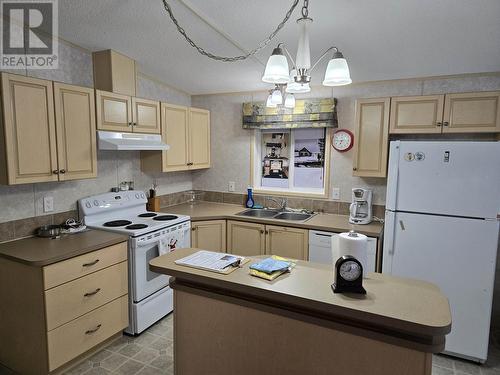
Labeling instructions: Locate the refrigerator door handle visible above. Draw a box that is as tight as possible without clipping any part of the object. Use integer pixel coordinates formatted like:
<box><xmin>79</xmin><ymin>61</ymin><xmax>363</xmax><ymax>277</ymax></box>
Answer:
<box><xmin>399</xmin><ymin>220</ymin><xmax>405</xmax><ymax>230</ymax></box>
<box><xmin>386</xmin><ymin>141</ymin><xmax>400</xmax><ymax>210</ymax></box>
<box><xmin>382</xmin><ymin>211</ymin><xmax>396</xmax><ymax>273</ymax></box>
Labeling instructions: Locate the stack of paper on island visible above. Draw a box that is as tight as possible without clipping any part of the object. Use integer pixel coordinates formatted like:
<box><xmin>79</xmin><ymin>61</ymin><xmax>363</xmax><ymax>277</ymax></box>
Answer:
<box><xmin>175</xmin><ymin>250</ymin><xmax>246</xmax><ymax>274</ymax></box>
<box><xmin>249</xmin><ymin>256</ymin><xmax>296</xmax><ymax>281</ymax></box>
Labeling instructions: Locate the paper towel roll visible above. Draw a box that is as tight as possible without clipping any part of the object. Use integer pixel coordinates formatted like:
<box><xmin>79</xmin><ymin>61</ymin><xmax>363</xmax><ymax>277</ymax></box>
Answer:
<box><xmin>333</xmin><ymin>231</ymin><xmax>368</xmax><ymax>277</ymax></box>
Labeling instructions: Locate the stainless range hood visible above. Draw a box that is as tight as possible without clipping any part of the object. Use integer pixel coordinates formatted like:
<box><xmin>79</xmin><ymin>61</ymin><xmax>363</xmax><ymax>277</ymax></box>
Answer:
<box><xmin>98</xmin><ymin>131</ymin><xmax>169</xmax><ymax>151</ymax></box>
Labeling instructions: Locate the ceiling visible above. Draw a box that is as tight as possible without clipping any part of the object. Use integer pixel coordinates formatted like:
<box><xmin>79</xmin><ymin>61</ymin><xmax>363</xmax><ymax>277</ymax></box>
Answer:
<box><xmin>58</xmin><ymin>0</ymin><xmax>500</xmax><ymax>95</ymax></box>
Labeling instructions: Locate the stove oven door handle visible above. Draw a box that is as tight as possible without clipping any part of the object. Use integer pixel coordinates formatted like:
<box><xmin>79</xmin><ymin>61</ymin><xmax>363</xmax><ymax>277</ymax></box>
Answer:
<box><xmin>137</xmin><ymin>236</ymin><xmax>165</xmax><ymax>247</ymax></box>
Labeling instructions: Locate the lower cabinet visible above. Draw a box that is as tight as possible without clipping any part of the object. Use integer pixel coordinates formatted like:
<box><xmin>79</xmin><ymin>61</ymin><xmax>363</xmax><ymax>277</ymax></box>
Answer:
<box><xmin>191</xmin><ymin>220</ymin><xmax>226</xmax><ymax>252</ymax></box>
<box><xmin>0</xmin><ymin>242</ymin><xmax>129</xmax><ymax>374</ymax></box>
<box><xmin>226</xmin><ymin>220</ymin><xmax>309</xmax><ymax>260</ymax></box>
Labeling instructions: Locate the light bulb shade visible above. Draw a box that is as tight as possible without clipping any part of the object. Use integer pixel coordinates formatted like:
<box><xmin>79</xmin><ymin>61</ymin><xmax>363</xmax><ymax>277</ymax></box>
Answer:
<box><xmin>295</xmin><ymin>18</ymin><xmax>312</xmax><ymax>70</ymax></box>
<box><xmin>284</xmin><ymin>94</ymin><xmax>296</xmax><ymax>108</ymax></box>
<box><xmin>271</xmin><ymin>89</ymin><xmax>283</xmax><ymax>105</ymax></box>
<box><xmin>322</xmin><ymin>55</ymin><xmax>352</xmax><ymax>86</ymax></box>
<box><xmin>262</xmin><ymin>48</ymin><xmax>290</xmax><ymax>84</ymax></box>
<box><xmin>286</xmin><ymin>79</ymin><xmax>311</xmax><ymax>93</ymax></box>
<box><xmin>266</xmin><ymin>94</ymin><xmax>277</xmax><ymax>108</ymax></box>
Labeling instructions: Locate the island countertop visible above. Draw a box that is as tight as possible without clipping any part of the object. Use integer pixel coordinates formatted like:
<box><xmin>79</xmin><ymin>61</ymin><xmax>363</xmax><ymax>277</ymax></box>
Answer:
<box><xmin>164</xmin><ymin>202</ymin><xmax>383</xmax><ymax>237</ymax></box>
<box><xmin>150</xmin><ymin>248</ymin><xmax>451</xmax><ymax>353</ymax></box>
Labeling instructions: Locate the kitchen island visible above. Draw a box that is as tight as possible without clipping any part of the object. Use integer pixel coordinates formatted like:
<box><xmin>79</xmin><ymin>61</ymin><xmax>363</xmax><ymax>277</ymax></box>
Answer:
<box><xmin>150</xmin><ymin>248</ymin><xmax>451</xmax><ymax>375</ymax></box>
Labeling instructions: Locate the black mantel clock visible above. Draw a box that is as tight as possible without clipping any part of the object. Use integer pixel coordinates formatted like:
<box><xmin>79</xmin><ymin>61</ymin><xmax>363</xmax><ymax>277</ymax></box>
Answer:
<box><xmin>332</xmin><ymin>255</ymin><xmax>366</xmax><ymax>294</ymax></box>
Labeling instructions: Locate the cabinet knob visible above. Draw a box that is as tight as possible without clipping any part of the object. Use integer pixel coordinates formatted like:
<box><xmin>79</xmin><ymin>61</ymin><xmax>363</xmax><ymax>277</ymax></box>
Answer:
<box><xmin>436</xmin><ymin>122</ymin><xmax>442</xmax><ymax>127</ymax></box>
<box><xmin>260</xmin><ymin>229</ymin><xmax>264</xmax><ymax>234</ymax></box>
<box><xmin>133</xmin><ymin>122</ymin><xmax>137</xmax><ymax>126</ymax></box>
<box><xmin>59</xmin><ymin>169</ymin><xmax>66</xmax><ymax>174</ymax></box>
<box><xmin>191</xmin><ymin>227</ymin><xmax>196</xmax><ymax>231</ymax></box>
<box><xmin>443</xmin><ymin>121</ymin><xmax>449</xmax><ymax>127</ymax></box>
<box><xmin>128</xmin><ymin>122</ymin><xmax>133</xmax><ymax>127</ymax></box>
<box><xmin>187</xmin><ymin>162</ymin><xmax>193</xmax><ymax>166</ymax></box>
<box><xmin>52</xmin><ymin>170</ymin><xmax>59</xmax><ymax>174</ymax></box>
<box><xmin>353</xmin><ymin>167</ymin><xmax>357</xmax><ymax>171</ymax></box>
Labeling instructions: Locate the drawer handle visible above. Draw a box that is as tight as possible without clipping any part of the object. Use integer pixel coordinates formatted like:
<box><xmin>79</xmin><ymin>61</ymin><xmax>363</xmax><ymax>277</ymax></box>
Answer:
<box><xmin>84</xmin><ymin>288</ymin><xmax>101</xmax><ymax>297</ymax></box>
<box><xmin>82</xmin><ymin>259</ymin><xmax>100</xmax><ymax>267</ymax></box>
<box><xmin>443</xmin><ymin>121</ymin><xmax>449</xmax><ymax>127</ymax></box>
<box><xmin>436</xmin><ymin>122</ymin><xmax>442</xmax><ymax>127</ymax></box>
<box><xmin>85</xmin><ymin>324</ymin><xmax>102</xmax><ymax>335</ymax></box>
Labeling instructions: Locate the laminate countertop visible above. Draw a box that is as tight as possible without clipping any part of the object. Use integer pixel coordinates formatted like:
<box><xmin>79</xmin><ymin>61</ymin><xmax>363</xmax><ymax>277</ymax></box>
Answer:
<box><xmin>164</xmin><ymin>202</ymin><xmax>383</xmax><ymax>237</ymax></box>
<box><xmin>0</xmin><ymin>229</ymin><xmax>128</xmax><ymax>266</ymax></box>
<box><xmin>150</xmin><ymin>248</ymin><xmax>452</xmax><ymax>352</ymax></box>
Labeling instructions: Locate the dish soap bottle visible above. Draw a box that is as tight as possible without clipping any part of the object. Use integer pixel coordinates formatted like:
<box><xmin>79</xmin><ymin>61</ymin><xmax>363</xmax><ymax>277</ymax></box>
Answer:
<box><xmin>246</xmin><ymin>186</ymin><xmax>254</xmax><ymax>208</ymax></box>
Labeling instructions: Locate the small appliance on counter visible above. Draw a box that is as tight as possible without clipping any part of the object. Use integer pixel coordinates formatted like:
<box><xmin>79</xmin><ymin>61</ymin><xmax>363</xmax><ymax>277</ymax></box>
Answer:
<box><xmin>349</xmin><ymin>188</ymin><xmax>372</xmax><ymax>224</ymax></box>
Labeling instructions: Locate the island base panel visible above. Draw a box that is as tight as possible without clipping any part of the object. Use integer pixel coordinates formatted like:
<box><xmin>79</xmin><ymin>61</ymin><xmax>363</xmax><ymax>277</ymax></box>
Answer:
<box><xmin>173</xmin><ymin>289</ymin><xmax>432</xmax><ymax>375</ymax></box>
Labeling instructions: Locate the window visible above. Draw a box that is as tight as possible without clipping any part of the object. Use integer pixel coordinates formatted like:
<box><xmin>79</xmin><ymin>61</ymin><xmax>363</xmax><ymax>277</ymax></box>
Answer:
<box><xmin>251</xmin><ymin>128</ymin><xmax>331</xmax><ymax>197</ymax></box>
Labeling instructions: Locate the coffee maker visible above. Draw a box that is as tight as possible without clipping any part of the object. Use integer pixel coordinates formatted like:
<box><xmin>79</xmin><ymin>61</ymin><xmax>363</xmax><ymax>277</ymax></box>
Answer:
<box><xmin>349</xmin><ymin>188</ymin><xmax>373</xmax><ymax>224</ymax></box>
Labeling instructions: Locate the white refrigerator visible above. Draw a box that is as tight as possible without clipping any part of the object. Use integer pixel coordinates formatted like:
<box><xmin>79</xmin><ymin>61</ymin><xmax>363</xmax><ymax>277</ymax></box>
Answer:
<box><xmin>383</xmin><ymin>140</ymin><xmax>500</xmax><ymax>363</ymax></box>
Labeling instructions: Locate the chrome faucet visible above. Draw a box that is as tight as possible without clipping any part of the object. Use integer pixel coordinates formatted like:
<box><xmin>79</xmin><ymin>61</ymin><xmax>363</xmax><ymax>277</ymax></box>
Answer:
<box><xmin>266</xmin><ymin>197</ymin><xmax>288</xmax><ymax>211</ymax></box>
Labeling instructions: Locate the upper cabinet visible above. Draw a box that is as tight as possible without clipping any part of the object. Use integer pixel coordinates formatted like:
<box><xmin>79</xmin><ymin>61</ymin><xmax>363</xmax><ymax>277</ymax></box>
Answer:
<box><xmin>352</xmin><ymin>98</ymin><xmax>390</xmax><ymax>178</ymax></box>
<box><xmin>390</xmin><ymin>95</ymin><xmax>444</xmax><ymax>134</ymax></box>
<box><xmin>443</xmin><ymin>92</ymin><xmax>500</xmax><ymax>133</ymax></box>
<box><xmin>389</xmin><ymin>92</ymin><xmax>500</xmax><ymax>134</ymax></box>
<box><xmin>93</xmin><ymin>49</ymin><xmax>136</xmax><ymax>96</ymax></box>
<box><xmin>95</xmin><ymin>90</ymin><xmax>160</xmax><ymax>134</ymax></box>
<box><xmin>0</xmin><ymin>73</ymin><xmax>97</xmax><ymax>185</ymax></box>
<box><xmin>141</xmin><ymin>104</ymin><xmax>210</xmax><ymax>172</ymax></box>
<box><xmin>53</xmin><ymin>83</ymin><xmax>97</xmax><ymax>181</ymax></box>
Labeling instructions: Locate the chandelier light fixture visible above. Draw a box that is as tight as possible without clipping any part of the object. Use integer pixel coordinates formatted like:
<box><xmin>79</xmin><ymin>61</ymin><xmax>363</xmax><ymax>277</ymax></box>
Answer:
<box><xmin>161</xmin><ymin>0</ymin><xmax>352</xmax><ymax>108</ymax></box>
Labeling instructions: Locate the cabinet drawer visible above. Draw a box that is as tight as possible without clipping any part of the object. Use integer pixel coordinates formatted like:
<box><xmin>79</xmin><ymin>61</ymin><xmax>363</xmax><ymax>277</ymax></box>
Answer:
<box><xmin>45</xmin><ymin>261</ymin><xmax>128</xmax><ymax>331</ymax></box>
<box><xmin>47</xmin><ymin>295</ymin><xmax>128</xmax><ymax>371</ymax></box>
<box><xmin>43</xmin><ymin>242</ymin><xmax>127</xmax><ymax>289</ymax></box>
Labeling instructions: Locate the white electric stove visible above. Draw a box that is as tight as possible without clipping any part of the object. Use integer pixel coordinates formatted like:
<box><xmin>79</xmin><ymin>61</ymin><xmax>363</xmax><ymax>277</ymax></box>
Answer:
<box><xmin>79</xmin><ymin>190</ymin><xmax>191</xmax><ymax>335</ymax></box>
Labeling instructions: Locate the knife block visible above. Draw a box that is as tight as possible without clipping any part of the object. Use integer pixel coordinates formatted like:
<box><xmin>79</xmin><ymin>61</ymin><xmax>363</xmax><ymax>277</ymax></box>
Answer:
<box><xmin>147</xmin><ymin>197</ymin><xmax>160</xmax><ymax>212</ymax></box>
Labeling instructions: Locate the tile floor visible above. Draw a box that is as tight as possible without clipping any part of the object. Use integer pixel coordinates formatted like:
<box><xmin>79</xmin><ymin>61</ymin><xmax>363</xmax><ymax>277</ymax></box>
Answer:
<box><xmin>0</xmin><ymin>315</ymin><xmax>499</xmax><ymax>374</ymax></box>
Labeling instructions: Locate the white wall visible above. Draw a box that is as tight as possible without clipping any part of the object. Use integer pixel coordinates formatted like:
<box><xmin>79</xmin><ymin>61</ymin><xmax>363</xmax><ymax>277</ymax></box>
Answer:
<box><xmin>191</xmin><ymin>73</ymin><xmax>500</xmax><ymax>205</ymax></box>
<box><xmin>0</xmin><ymin>38</ymin><xmax>192</xmax><ymax>223</ymax></box>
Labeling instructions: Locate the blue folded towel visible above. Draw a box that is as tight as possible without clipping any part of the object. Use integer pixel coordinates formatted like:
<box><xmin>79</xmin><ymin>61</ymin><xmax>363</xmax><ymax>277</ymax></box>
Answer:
<box><xmin>249</xmin><ymin>257</ymin><xmax>291</xmax><ymax>274</ymax></box>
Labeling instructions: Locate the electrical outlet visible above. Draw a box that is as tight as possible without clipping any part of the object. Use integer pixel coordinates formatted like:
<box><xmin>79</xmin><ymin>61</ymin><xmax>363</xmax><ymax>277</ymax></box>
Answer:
<box><xmin>228</xmin><ymin>181</ymin><xmax>235</xmax><ymax>192</ymax></box>
<box><xmin>332</xmin><ymin>187</ymin><xmax>340</xmax><ymax>200</ymax></box>
<box><xmin>43</xmin><ymin>196</ymin><xmax>54</xmax><ymax>212</ymax></box>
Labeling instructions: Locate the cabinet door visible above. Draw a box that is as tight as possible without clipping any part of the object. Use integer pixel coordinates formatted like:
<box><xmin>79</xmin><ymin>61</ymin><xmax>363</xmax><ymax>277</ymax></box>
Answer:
<box><xmin>1</xmin><ymin>73</ymin><xmax>58</xmax><ymax>184</ymax></box>
<box><xmin>188</xmin><ymin>108</ymin><xmax>210</xmax><ymax>170</ymax></box>
<box><xmin>227</xmin><ymin>220</ymin><xmax>265</xmax><ymax>257</ymax></box>
<box><xmin>443</xmin><ymin>92</ymin><xmax>500</xmax><ymax>133</ymax></box>
<box><xmin>389</xmin><ymin>95</ymin><xmax>444</xmax><ymax>134</ymax></box>
<box><xmin>191</xmin><ymin>220</ymin><xmax>226</xmax><ymax>252</ymax></box>
<box><xmin>161</xmin><ymin>103</ymin><xmax>189</xmax><ymax>171</ymax></box>
<box><xmin>265</xmin><ymin>225</ymin><xmax>308</xmax><ymax>260</ymax></box>
<box><xmin>352</xmin><ymin>98</ymin><xmax>390</xmax><ymax>178</ymax></box>
<box><xmin>95</xmin><ymin>90</ymin><xmax>132</xmax><ymax>132</ymax></box>
<box><xmin>132</xmin><ymin>97</ymin><xmax>160</xmax><ymax>134</ymax></box>
<box><xmin>53</xmin><ymin>82</ymin><xmax>97</xmax><ymax>181</ymax></box>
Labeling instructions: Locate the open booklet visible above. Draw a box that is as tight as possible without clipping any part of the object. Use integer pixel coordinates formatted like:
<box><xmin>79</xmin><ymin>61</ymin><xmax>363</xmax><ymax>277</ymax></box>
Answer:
<box><xmin>174</xmin><ymin>250</ymin><xmax>248</xmax><ymax>274</ymax></box>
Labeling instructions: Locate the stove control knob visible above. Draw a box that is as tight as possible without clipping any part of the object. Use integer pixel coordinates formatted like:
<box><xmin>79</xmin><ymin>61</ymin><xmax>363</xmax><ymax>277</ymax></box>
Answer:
<box><xmin>93</xmin><ymin>200</ymin><xmax>99</xmax><ymax>206</ymax></box>
<box><xmin>140</xmin><ymin>193</ymin><xmax>145</xmax><ymax>198</ymax></box>
<box><xmin>135</xmin><ymin>193</ymin><xmax>140</xmax><ymax>199</ymax></box>
<box><xmin>85</xmin><ymin>201</ymin><xmax>92</xmax><ymax>208</ymax></box>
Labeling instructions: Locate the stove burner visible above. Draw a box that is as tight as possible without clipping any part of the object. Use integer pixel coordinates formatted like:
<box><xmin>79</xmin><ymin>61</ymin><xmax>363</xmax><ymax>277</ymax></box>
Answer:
<box><xmin>103</xmin><ymin>220</ymin><xmax>132</xmax><ymax>227</ymax></box>
<box><xmin>125</xmin><ymin>224</ymin><xmax>149</xmax><ymax>230</ymax></box>
<box><xmin>138</xmin><ymin>212</ymin><xmax>157</xmax><ymax>218</ymax></box>
<box><xmin>153</xmin><ymin>215</ymin><xmax>178</xmax><ymax>221</ymax></box>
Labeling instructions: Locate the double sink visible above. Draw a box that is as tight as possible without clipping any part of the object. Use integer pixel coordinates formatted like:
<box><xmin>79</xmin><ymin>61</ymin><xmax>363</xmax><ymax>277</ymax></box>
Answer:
<box><xmin>235</xmin><ymin>208</ymin><xmax>315</xmax><ymax>222</ymax></box>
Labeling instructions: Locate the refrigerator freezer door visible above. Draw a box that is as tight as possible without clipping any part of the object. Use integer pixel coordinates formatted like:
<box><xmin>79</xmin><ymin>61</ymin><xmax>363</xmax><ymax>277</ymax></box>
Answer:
<box><xmin>383</xmin><ymin>211</ymin><xmax>499</xmax><ymax>361</ymax></box>
<box><xmin>386</xmin><ymin>141</ymin><xmax>500</xmax><ymax>218</ymax></box>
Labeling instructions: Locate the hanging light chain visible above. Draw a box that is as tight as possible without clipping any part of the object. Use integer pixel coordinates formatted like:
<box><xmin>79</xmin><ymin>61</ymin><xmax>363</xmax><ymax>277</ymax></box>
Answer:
<box><xmin>301</xmin><ymin>0</ymin><xmax>309</xmax><ymax>18</ymax></box>
<box><xmin>160</xmin><ymin>0</ymin><xmax>300</xmax><ymax>62</ymax></box>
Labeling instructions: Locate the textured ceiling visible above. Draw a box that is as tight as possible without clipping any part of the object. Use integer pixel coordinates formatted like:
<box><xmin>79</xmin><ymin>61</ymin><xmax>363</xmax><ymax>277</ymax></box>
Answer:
<box><xmin>58</xmin><ymin>0</ymin><xmax>500</xmax><ymax>94</ymax></box>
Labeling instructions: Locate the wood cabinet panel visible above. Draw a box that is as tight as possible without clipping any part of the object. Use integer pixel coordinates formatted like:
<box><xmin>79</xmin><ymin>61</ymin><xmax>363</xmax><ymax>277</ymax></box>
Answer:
<box><xmin>45</xmin><ymin>261</ymin><xmax>128</xmax><ymax>331</ymax></box>
<box><xmin>95</xmin><ymin>90</ymin><xmax>132</xmax><ymax>132</ymax></box>
<box><xmin>47</xmin><ymin>295</ymin><xmax>128</xmax><ymax>371</ymax></box>
<box><xmin>389</xmin><ymin>95</ymin><xmax>444</xmax><ymax>134</ymax></box>
<box><xmin>43</xmin><ymin>242</ymin><xmax>128</xmax><ymax>290</ymax></box>
<box><xmin>443</xmin><ymin>92</ymin><xmax>500</xmax><ymax>133</ymax></box>
<box><xmin>93</xmin><ymin>49</ymin><xmax>136</xmax><ymax>96</ymax></box>
<box><xmin>265</xmin><ymin>225</ymin><xmax>308</xmax><ymax>260</ymax></box>
<box><xmin>53</xmin><ymin>82</ymin><xmax>97</xmax><ymax>181</ymax></box>
<box><xmin>227</xmin><ymin>220</ymin><xmax>266</xmax><ymax>257</ymax></box>
<box><xmin>353</xmin><ymin>98</ymin><xmax>390</xmax><ymax>178</ymax></box>
<box><xmin>132</xmin><ymin>97</ymin><xmax>160</xmax><ymax>134</ymax></box>
<box><xmin>1</xmin><ymin>73</ymin><xmax>58</xmax><ymax>184</ymax></box>
<box><xmin>162</xmin><ymin>103</ymin><xmax>189</xmax><ymax>171</ymax></box>
<box><xmin>189</xmin><ymin>108</ymin><xmax>211</xmax><ymax>170</ymax></box>
<box><xmin>192</xmin><ymin>220</ymin><xmax>226</xmax><ymax>252</ymax></box>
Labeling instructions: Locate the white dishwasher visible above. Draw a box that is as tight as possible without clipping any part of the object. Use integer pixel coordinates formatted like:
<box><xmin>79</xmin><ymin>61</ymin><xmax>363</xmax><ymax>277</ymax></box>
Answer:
<box><xmin>308</xmin><ymin>230</ymin><xmax>378</xmax><ymax>272</ymax></box>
